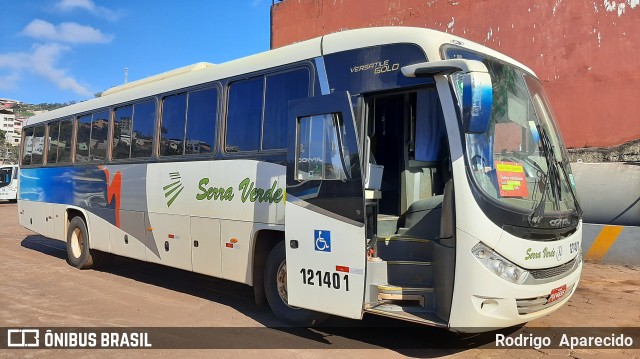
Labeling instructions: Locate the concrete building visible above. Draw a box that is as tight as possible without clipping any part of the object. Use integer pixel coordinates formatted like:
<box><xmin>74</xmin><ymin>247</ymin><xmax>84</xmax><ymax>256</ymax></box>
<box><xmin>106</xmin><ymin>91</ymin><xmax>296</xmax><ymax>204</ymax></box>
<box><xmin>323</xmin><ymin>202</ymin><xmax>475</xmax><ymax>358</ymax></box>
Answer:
<box><xmin>0</xmin><ymin>110</ymin><xmax>21</xmax><ymax>146</ymax></box>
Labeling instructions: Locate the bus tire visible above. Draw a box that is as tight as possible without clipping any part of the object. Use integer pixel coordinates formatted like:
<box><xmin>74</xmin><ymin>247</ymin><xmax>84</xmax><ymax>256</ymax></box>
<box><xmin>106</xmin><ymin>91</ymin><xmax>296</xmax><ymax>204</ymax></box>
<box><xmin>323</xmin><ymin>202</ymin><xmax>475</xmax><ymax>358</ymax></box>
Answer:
<box><xmin>264</xmin><ymin>241</ymin><xmax>328</xmax><ymax>326</ymax></box>
<box><xmin>66</xmin><ymin>216</ymin><xmax>95</xmax><ymax>269</ymax></box>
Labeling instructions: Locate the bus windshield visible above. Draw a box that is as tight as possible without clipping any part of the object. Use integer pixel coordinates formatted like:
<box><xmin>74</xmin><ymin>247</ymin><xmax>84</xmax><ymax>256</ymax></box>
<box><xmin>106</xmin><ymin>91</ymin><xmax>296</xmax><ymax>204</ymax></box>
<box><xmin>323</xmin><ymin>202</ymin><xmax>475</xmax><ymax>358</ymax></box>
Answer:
<box><xmin>449</xmin><ymin>51</ymin><xmax>579</xmax><ymax>223</ymax></box>
<box><xmin>0</xmin><ymin>167</ymin><xmax>13</xmax><ymax>188</ymax></box>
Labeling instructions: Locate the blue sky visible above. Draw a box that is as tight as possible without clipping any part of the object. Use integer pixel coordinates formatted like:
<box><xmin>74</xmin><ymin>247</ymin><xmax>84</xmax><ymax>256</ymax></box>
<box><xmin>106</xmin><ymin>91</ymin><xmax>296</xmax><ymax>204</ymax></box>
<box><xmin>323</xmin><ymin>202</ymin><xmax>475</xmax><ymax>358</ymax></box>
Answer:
<box><xmin>0</xmin><ymin>0</ymin><xmax>272</xmax><ymax>104</ymax></box>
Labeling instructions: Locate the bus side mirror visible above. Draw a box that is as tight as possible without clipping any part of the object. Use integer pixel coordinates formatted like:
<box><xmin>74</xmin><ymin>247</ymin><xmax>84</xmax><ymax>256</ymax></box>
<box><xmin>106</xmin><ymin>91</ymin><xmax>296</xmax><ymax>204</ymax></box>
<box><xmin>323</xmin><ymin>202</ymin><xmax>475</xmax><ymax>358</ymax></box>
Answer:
<box><xmin>461</xmin><ymin>72</ymin><xmax>493</xmax><ymax>134</ymax></box>
<box><xmin>400</xmin><ymin>59</ymin><xmax>492</xmax><ymax>133</ymax></box>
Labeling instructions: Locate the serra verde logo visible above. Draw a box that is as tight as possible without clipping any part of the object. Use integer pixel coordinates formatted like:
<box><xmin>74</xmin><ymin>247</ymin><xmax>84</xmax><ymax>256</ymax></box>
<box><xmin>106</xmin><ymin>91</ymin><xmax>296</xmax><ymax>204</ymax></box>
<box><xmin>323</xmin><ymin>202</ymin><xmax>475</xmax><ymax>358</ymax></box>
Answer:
<box><xmin>163</xmin><ymin>172</ymin><xmax>185</xmax><ymax>207</ymax></box>
<box><xmin>524</xmin><ymin>247</ymin><xmax>557</xmax><ymax>261</ymax></box>
<box><xmin>196</xmin><ymin>177</ymin><xmax>283</xmax><ymax>204</ymax></box>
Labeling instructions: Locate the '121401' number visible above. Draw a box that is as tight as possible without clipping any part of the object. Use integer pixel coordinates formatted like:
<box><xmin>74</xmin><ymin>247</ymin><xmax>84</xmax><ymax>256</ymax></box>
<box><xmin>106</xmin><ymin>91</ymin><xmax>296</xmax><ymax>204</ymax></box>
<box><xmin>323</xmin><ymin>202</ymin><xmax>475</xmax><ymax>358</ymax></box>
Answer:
<box><xmin>300</xmin><ymin>268</ymin><xmax>349</xmax><ymax>291</ymax></box>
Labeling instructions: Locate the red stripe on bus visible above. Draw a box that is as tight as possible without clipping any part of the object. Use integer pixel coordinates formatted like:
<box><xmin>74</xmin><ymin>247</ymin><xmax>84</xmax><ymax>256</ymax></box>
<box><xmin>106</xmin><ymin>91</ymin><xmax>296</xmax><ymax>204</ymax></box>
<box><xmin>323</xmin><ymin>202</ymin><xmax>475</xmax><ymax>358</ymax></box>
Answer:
<box><xmin>99</xmin><ymin>167</ymin><xmax>122</xmax><ymax>228</ymax></box>
<box><xmin>336</xmin><ymin>265</ymin><xmax>349</xmax><ymax>273</ymax></box>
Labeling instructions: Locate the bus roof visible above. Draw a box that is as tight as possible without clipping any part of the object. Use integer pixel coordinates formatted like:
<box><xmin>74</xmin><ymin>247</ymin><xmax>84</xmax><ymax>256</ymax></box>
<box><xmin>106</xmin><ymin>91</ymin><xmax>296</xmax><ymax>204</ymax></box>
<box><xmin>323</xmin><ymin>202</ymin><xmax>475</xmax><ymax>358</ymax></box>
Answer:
<box><xmin>25</xmin><ymin>26</ymin><xmax>534</xmax><ymax>127</ymax></box>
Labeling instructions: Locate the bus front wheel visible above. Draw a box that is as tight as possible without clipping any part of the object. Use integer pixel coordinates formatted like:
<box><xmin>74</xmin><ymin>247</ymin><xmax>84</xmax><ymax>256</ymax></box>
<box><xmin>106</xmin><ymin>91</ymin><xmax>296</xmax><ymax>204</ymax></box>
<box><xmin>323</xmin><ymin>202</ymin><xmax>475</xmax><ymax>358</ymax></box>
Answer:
<box><xmin>66</xmin><ymin>216</ymin><xmax>112</xmax><ymax>269</ymax></box>
<box><xmin>264</xmin><ymin>241</ymin><xmax>328</xmax><ymax>326</ymax></box>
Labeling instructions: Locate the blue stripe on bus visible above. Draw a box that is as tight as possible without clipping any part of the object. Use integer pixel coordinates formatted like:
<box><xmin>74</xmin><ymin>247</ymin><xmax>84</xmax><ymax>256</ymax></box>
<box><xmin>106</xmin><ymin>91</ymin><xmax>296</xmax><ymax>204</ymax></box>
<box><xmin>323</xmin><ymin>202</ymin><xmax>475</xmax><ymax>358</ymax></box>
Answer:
<box><xmin>19</xmin><ymin>166</ymin><xmax>117</xmax><ymax>226</ymax></box>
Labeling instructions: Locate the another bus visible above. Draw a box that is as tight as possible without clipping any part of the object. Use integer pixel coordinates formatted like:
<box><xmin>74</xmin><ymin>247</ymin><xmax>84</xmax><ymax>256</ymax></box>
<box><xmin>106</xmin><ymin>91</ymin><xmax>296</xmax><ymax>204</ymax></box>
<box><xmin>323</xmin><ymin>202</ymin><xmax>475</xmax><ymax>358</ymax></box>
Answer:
<box><xmin>19</xmin><ymin>27</ymin><xmax>583</xmax><ymax>332</ymax></box>
<box><xmin>0</xmin><ymin>164</ymin><xmax>18</xmax><ymax>202</ymax></box>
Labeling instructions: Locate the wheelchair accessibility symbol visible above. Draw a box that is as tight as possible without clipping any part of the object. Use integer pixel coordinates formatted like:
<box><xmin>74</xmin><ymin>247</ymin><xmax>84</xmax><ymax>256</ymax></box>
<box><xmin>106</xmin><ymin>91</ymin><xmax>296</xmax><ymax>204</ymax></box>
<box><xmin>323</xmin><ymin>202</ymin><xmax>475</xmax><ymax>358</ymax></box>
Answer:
<box><xmin>314</xmin><ymin>230</ymin><xmax>331</xmax><ymax>252</ymax></box>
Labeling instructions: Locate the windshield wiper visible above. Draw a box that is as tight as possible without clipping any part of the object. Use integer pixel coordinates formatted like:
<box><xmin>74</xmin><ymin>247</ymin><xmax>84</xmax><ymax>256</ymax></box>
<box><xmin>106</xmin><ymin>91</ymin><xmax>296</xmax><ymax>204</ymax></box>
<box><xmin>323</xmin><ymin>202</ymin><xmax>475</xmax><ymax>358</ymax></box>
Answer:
<box><xmin>528</xmin><ymin>170</ymin><xmax>549</xmax><ymax>227</ymax></box>
<box><xmin>528</xmin><ymin>124</ymin><xmax>562</xmax><ymax>226</ymax></box>
<box><xmin>554</xmin><ymin>152</ymin><xmax>584</xmax><ymax>218</ymax></box>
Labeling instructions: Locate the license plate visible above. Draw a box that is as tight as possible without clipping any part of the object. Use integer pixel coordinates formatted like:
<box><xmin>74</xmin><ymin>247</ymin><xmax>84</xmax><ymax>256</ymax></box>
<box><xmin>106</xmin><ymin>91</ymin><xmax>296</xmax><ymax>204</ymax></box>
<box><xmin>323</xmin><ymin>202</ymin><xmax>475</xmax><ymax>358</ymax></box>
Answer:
<box><xmin>547</xmin><ymin>284</ymin><xmax>567</xmax><ymax>304</ymax></box>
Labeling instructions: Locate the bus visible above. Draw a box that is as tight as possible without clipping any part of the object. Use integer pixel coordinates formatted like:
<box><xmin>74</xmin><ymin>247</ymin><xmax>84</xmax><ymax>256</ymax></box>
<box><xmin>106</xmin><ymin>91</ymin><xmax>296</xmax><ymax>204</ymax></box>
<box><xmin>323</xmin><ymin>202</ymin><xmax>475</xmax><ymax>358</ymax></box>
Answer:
<box><xmin>18</xmin><ymin>27</ymin><xmax>583</xmax><ymax>332</ymax></box>
<box><xmin>0</xmin><ymin>164</ymin><xmax>18</xmax><ymax>202</ymax></box>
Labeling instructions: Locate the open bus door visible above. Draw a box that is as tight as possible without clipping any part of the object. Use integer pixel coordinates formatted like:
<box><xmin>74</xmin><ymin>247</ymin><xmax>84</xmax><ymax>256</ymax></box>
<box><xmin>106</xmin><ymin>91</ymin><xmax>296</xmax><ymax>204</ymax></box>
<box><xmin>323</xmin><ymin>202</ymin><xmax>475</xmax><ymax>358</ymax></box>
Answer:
<box><xmin>285</xmin><ymin>92</ymin><xmax>366</xmax><ymax>319</ymax></box>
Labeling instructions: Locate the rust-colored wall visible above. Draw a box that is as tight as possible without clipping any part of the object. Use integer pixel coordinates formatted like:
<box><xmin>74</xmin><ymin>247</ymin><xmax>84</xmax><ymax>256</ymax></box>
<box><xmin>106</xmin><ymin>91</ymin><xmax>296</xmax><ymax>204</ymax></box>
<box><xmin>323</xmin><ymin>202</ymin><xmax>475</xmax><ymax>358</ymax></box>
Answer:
<box><xmin>271</xmin><ymin>0</ymin><xmax>640</xmax><ymax>148</ymax></box>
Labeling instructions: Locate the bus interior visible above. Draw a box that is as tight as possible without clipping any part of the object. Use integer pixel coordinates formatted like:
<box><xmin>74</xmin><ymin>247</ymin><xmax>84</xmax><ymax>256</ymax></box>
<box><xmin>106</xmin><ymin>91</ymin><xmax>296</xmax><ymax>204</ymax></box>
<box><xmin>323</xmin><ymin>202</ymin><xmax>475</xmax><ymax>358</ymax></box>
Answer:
<box><xmin>362</xmin><ymin>87</ymin><xmax>456</xmax><ymax>323</ymax></box>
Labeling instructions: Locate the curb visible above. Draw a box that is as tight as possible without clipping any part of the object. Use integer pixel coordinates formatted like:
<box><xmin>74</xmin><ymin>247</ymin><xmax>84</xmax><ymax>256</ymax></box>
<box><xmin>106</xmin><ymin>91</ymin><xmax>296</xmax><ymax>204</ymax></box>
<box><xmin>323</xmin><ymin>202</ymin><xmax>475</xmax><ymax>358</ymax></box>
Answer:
<box><xmin>583</xmin><ymin>223</ymin><xmax>640</xmax><ymax>266</ymax></box>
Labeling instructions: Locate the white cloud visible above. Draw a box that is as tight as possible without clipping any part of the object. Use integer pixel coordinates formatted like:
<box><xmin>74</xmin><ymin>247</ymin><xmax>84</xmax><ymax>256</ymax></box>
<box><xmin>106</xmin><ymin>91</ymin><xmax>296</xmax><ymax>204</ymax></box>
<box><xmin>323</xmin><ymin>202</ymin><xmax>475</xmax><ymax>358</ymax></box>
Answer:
<box><xmin>0</xmin><ymin>51</ymin><xmax>31</xmax><ymax>70</ymax></box>
<box><xmin>55</xmin><ymin>0</ymin><xmax>122</xmax><ymax>21</ymax></box>
<box><xmin>0</xmin><ymin>44</ymin><xmax>92</xmax><ymax>98</ymax></box>
<box><xmin>22</xmin><ymin>19</ymin><xmax>113</xmax><ymax>44</ymax></box>
<box><xmin>0</xmin><ymin>73</ymin><xmax>21</xmax><ymax>90</ymax></box>
<box><xmin>31</xmin><ymin>43</ymin><xmax>93</xmax><ymax>97</ymax></box>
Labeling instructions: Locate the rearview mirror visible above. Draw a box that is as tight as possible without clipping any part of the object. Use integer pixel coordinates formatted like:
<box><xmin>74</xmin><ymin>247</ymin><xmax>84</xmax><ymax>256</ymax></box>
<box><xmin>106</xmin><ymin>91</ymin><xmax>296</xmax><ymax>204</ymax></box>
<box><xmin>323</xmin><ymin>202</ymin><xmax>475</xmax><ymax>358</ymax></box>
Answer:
<box><xmin>401</xmin><ymin>59</ymin><xmax>493</xmax><ymax>134</ymax></box>
<box><xmin>461</xmin><ymin>71</ymin><xmax>493</xmax><ymax>134</ymax></box>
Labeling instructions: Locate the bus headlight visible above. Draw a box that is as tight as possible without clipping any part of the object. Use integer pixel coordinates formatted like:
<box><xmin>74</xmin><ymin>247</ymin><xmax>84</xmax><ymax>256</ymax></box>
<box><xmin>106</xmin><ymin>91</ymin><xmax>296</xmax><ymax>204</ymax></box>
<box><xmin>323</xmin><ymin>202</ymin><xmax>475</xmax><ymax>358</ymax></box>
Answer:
<box><xmin>472</xmin><ymin>243</ymin><xmax>529</xmax><ymax>284</ymax></box>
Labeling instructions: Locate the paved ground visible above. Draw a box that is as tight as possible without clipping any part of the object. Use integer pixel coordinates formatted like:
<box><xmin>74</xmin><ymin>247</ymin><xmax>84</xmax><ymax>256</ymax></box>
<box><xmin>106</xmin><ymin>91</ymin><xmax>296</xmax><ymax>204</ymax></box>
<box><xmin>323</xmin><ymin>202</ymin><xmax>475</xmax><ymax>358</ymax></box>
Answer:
<box><xmin>0</xmin><ymin>202</ymin><xmax>638</xmax><ymax>358</ymax></box>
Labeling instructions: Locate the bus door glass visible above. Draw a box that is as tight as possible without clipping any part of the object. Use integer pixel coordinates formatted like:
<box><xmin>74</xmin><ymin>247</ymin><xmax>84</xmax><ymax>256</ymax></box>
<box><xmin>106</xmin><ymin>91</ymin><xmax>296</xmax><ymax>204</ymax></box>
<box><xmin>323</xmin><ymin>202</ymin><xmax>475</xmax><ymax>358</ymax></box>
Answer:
<box><xmin>285</xmin><ymin>92</ymin><xmax>366</xmax><ymax>319</ymax></box>
<box><xmin>0</xmin><ymin>167</ymin><xmax>12</xmax><ymax>188</ymax></box>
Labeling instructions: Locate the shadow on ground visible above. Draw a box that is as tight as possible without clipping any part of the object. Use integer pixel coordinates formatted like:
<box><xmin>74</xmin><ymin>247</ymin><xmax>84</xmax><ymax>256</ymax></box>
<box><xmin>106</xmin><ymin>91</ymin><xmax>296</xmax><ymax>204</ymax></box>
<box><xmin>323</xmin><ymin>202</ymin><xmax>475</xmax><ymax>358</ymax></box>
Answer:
<box><xmin>20</xmin><ymin>235</ymin><xmax>512</xmax><ymax>357</ymax></box>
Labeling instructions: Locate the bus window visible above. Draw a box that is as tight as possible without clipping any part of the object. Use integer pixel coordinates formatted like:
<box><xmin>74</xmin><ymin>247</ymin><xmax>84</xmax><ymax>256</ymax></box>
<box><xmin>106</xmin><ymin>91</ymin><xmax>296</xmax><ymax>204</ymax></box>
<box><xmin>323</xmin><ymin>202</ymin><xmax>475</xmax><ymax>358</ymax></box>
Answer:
<box><xmin>76</xmin><ymin>114</ymin><xmax>92</xmax><ymax>162</ymax></box>
<box><xmin>31</xmin><ymin>125</ymin><xmax>45</xmax><ymax>165</ymax></box>
<box><xmin>160</xmin><ymin>93</ymin><xmax>187</xmax><ymax>156</ymax></box>
<box><xmin>226</xmin><ymin>77</ymin><xmax>263</xmax><ymax>152</ymax></box>
<box><xmin>91</xmin><ymin>111</ymin><xmax>109</xmax><ymax>161</ymax></box>
<box><xmin>58</xmin><ymin>120</ymin><xmax>73</xmax><ymax>163</ymax></box>
<box><xmin>21</xmin><ymin>127</ymin><xmax>34</xmax><ymax>166</ymax></box>
<box><xmin>47</xmin><ymin>121</ymin><xmax>60</xmax><ymax>164</ymax></box>
<box><xmin>0</xmin><ymin>167</ymin><xmax>11</xmax><ymax>184</ymax></box>
<box><xmin>185</xmin><ymin>88</ymin><xmax>217</xmax><ymax>155</ymax></box>
<box><xmin>263</xmin><ymin>69</ymin><xmax>309</xmax><ymax>150</ymax></box>
<box><xmin>113</xmin><ymin>105</ymin><xmax>133</xmax><ymax>159</ymax></box>
<box><xmin>296</xmin><ymin>114</ymin><xmax>346</xmax><ymax>181</ymax></box>
<box><xmin>131</xmin><ymin>101</ymin><xmax>155</xmax><ymax>158</ymax></box>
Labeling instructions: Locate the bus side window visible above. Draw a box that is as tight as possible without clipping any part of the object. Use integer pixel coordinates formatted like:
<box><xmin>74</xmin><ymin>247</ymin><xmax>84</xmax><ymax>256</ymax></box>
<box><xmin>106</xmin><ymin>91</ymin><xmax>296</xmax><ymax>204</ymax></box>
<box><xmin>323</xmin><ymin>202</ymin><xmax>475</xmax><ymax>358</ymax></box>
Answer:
<box><xmin>31</xmin><ymin>125</ymin><xmax>45</xmax><ymax>166</ymax></box>
<box><xmin>113</xmin><ymin>105</ymin><xmax>133</xmax><ymax>159</ymax></box>
<box><xmin>160</xmin><ymin>93</ymin><xmax>187</xmax><ymax>156</ymax></box>
<box><xmin>131</xmin><ymin>101</ymin><xmax>155</xmax><ymax>158</ymax></box>
<box><xmin>91</xmin><ymin>111</ymin><xmax>109</xmax><ymax>161</ymax></box>
<box><xmin>76</xmin><ymin>114</ymin><xmax>92</xmax><ymax>162</ymax></box>
<box><xmin>263</xmin><ymin>69</ymin><xmax>309</xmax><ymax>150</ymax></box>
<box><xmin>226</xmin><ymin>77</ymin><xmax>263</xmax><ymax>152</ymax></box>
<box><xmin>58</xmin><ymin>120</ymin><xmax>73</xmax><ymax>164</ymax></box>
<box><xmin>185</xmin><ymin>88</ymin><xmax>217</xmax><ymax>155</ymax></box>
<box><xmin>47</xmin><ymin>121</ymin><xmax>60</xmax><ymax>164</ymax></box>
<box><xmin>21</xmin><ymin>127</ymin><xmax>34</xmax><ymax>166</ymax></box>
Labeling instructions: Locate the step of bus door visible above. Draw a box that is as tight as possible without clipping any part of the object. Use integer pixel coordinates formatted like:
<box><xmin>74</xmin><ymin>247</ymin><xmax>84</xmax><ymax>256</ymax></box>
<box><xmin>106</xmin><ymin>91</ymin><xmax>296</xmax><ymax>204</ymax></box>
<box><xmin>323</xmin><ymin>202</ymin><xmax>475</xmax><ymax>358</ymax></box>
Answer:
<box><xmin>365</xmin><ymin>284</ymin><xmax>445</xmax><ymax>327</ymax></box>
<box><xmin>386</xmin><ymin>261</ymin><xmax>433</xmax><ymax>287</ymax></box>
<box><xmin>374</xmin><ymin>284</ymin><xmax>435</xmax><ymax>311</ymax></box>
<box><xmin>376</xmin><ymin>215</ymin><xmax>399</xmax><ymax>237</ymax></box>
<box><xmin>375</xmin><ymin>236</ymin><xmax>433</xmax><ymax>262</ymax></box>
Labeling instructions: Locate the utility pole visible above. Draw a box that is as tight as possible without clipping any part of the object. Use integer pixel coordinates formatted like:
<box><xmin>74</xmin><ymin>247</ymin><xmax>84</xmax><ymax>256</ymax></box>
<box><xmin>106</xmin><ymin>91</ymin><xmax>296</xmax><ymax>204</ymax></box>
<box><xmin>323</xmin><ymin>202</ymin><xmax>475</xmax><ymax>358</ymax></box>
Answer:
<box><xmin>124</xmin><ymin>67</ymin><xmax>129</xmax><ymax>84</ymax></box>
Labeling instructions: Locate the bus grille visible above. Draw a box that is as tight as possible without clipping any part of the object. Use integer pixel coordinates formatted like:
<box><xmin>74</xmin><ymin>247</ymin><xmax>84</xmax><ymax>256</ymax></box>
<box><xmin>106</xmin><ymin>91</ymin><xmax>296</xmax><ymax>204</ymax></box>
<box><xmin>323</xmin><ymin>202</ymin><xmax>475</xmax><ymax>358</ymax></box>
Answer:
<box><xmin>516</xmin><ymin>284</ymin><xmax>574</xmax><ymax>315</ymax></box>
<box><xmin>529</xmin><ymin>258</ymin><xmax>577</xmax><ymax>280</ymax></box>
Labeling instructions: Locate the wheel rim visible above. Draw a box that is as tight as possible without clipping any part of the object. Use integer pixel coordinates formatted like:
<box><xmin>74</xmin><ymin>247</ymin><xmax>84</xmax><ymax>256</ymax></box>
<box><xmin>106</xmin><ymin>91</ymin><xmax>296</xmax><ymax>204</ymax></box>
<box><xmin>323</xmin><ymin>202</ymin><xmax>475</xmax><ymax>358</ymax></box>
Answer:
<box><xmin>70</xmin><ymin>228</ymin><xmax>83</xmax><ymax>258</ymax></box>
<box><xmin>276</xmin><ymin>261</ymin><xmax>299</xmax><ymax>309</ymax></box>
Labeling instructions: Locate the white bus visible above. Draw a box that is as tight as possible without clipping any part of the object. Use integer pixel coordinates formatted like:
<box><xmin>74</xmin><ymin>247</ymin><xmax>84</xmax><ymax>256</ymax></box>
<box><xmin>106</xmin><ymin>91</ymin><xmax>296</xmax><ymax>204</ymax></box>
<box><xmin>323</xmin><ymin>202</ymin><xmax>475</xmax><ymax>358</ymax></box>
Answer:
<box><xmin>19</xmin><ymin>27</ymin><xmax>582</xmax><ymax>332</ymax></box>
<box><xmin>0</xmin><ymin>164</ymin><xmax>18</xmax><ymax>202</ymax></box>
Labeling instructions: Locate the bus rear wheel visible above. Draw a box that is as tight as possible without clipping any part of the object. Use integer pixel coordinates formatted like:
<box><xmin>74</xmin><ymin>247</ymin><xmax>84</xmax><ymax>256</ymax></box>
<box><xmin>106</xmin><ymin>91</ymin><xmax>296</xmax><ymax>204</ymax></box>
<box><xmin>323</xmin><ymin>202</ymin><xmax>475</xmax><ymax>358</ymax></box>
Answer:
<box><xmin>264</xmin><ymin>241</ymin><xmax>328</xmax><ymax>326</ymax></box>
<box><xmin>66</xmin><ymin>216</ymin><xmax>112</xmax><ymax>269</ymax></box>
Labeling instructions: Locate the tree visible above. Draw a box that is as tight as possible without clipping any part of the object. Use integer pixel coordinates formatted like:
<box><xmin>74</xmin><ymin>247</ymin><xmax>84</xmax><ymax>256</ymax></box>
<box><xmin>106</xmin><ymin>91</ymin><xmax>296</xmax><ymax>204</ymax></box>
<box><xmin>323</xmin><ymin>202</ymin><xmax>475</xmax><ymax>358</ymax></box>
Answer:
<box><xmin>0</xmin><ymin>130</ymin><xmax>18</xmax><ymax>164</ymax></box>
